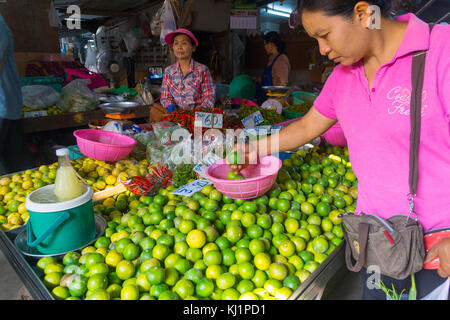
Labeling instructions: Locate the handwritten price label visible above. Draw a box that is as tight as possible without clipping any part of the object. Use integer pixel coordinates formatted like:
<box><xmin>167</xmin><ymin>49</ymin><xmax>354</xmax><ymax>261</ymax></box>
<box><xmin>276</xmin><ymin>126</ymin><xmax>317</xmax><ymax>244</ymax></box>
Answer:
<box><xmin>24</xmin><ymin>111</ymin><xmax>48</xmax><ymax>118</ymax></box>
<box><xmin>203</xmin><ymin>152</ymin><xmax>222</xmax><ymax>166</ymax></box>
<box><xmin>253</xmin><ymin>111</ymin><xmax>264</xmax><ymax>126</ymax></box>
<box><xmin>171</xmin><ymin>179</ymin><xmax>212</xmax><ymax>196</ymax></box>
<box><xmin>242</xmin><ymin>111</ymin><xmax>264</xmax><ymax>128</ymax></box>
<box><xmin>195</xmin><ymin>112</ymin><xmax>223</xmax><ymax>129</ymax></box>
<box><xmin>193</xmin><ymin>163</ymin><xmax>208</xmax><ymax>179</ymax></box>
<box><xmin>213</xmin><ymin>113</ymin><xmax>223</xmax><ymax>129</ymax></box>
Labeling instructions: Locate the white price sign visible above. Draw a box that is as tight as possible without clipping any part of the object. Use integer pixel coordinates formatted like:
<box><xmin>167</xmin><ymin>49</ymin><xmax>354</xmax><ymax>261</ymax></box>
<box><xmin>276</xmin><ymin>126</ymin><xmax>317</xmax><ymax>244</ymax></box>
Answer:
<box><xmin>213</xmin><ymin>113</ymin><xmax>223</xmax><ymax>129</ymax></box>
<box><xmin>171</xmin><ymin>179</ymin><xmax>212</xmax><ymax>196</ymax></box>
<box><xmin>203</xmin><ymin>152</ymin><xmax>222</xmax><ymax>166</ymax></box>
<box><xmin>241</xmin><ymin>111</ymin><xmax>264</xmax><ymax>128</ymax></box>
<box><xmin>195</xmin><ymin>112</ymin><xmax>223</xmax><ymax>129</ymax></box>
<box><xmin>193</xmin><ymin>163</ymin><xmax>208</xmax><ymax>179</ymax></box>
<box><xmin>24</xmin><ymin>111</ymin><xmax>48</xmax><ymax>118</ymax></box>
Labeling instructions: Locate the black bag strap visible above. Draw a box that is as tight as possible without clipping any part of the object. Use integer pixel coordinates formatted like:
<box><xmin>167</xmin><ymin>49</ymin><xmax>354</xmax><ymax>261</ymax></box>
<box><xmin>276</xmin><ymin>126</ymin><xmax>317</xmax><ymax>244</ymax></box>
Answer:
<box><xmin>408</xmin><ymin>23</ymin><xmax>434</xmax><ymax>206</ymax></box>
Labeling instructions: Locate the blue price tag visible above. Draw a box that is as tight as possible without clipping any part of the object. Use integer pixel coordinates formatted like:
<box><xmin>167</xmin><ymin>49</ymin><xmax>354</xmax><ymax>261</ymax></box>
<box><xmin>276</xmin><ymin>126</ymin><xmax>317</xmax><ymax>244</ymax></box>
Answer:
<box><xmin>195</xmin><ymin>112</ymin><xmax>223</xmax><ymax>128</ymax></box>
<box><xmin>204</xmin><ymin>113</ymin><xmax>212</xmax><ymax>127</ymax></box>
<box><xmin>203</xmin><ymin>152</ymin><xmax>222</xmax><ymax>166</ymax></box>
<box><xmin>193</xmin><ymin>163</ymin><xmax>208</xmax><ymax>179</ymax></box>
<box><xmin>195</xmin><ymin>112</ymin><xmax>210</xmax><ymax>127</ymax></box>
<box><xmin>253</xmin><ymin>111</ymin><xmax>264</xmax><ymax>126</ymax></box>
<box><xmin>213</xmin><ymin>114</ymin><xmax>223</xmax><ymax>129</ymax></box>
<box><xmin>171</xmin><ymin>179</ymin><xmax>212</xmax><ymax>196</ymax></box>
<box><xmin>242</xmin><ymin>115</ymin><xmax>256</xmax><ymax>128</ymax></box>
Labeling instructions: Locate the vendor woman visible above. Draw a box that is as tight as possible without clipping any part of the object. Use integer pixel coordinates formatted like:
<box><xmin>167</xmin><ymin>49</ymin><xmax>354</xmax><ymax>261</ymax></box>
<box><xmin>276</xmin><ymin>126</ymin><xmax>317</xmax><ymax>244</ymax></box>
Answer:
<box><xmin>160</xmin><ymin>29</ymin><xmax>216</xmax><ymax>112</ymax></box>
<box><xmin>256</xmin><ymin>31</ymin><xmax>291</xmax><ymax>104</ymax></box>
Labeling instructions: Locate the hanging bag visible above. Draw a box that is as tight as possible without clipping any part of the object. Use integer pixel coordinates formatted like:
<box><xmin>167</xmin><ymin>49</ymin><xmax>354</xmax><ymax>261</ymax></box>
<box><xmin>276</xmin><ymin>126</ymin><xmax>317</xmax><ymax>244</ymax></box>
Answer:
<box><xmin>340</xmin><ymin>24</ymin><xmax>435</xmax><ymax>280</ymax></box>
<box><xmin>159</xmin><ymin>0</ymin><xmax>177</xmax><ymax>45</ymax></box>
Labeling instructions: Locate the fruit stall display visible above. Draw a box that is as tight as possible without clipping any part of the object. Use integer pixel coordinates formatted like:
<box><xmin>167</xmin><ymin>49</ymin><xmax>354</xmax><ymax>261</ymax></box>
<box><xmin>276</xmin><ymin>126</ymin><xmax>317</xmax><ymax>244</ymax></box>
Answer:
<box><xmin>0</xmin><ymin>158</ymin><xmax>156</xmax><ymax>231</ymax></box>
<box><xmin>0</xmin><ymin>140</ymin><xmax>356</xmax><ymax>300</ymax></box>
<box><xmin>23</xmin><ymin>105</ymin><xmax>65</xmax><ymax>117</ymax></box>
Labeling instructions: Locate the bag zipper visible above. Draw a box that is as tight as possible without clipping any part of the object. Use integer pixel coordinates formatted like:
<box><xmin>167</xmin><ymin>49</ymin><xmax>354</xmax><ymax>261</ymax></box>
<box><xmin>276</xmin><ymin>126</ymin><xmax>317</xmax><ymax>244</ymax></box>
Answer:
<box><xmin>366</xmin><ymin>214</ymin><xmax>395</xmax><ymax>233</ymax></box>
<box><xmin>366</xmin><ymin>214</ymin><xmax>396</xmax><ymax>245</ymax></box>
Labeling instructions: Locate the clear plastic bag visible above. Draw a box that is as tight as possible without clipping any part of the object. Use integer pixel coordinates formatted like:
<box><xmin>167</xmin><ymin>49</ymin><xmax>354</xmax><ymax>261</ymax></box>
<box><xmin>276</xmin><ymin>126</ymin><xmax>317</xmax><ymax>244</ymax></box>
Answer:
<box><xmin>150</xmin><ymin>5</ymin><xmax>163</xmax><ymax>37</ymax></box>
<box><xmin>22</xmin><ymin>85</ymin><xmax>61</xmax><ymax>109</ymax></box>
<box><xmin>152</xmin><ymin>121</ymin><xmax>181</xmax><ymax>146</ymax></box>
<box><xmin>123</xmin><ymin>29</ymin><xmax>140</xmax><ymax>55</ymax></box>
<box><xmin>84</xmin><ymin>43</ymin><xmax>98</xmax><ymax>73</ymax></box>
<box><xmin>130</xmin><ymin>131</ymin><xmax>158</xmax><ymax>160</ymax></box>
<box><xmin>159</xmin><ymin>0</ymin><xmax>177</xmax><ymax>45</ymax></box>
<box><xmin>146</xmin><ymin>122</ymin><xmax>191</xmax><ymax>169</ymax></box>
<box><xmin>56</xmin><ymin>79</ymin><xmax>98</xmax><ymax>112</ymax></box>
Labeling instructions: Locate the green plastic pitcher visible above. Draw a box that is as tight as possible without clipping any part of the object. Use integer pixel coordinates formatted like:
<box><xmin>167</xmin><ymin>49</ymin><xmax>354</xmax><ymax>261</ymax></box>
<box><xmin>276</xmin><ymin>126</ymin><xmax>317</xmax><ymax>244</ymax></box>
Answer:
<box><xmin>25</xmin><ymin>184</ymin><xmax>96</xmax><ymax>255</ymax></box>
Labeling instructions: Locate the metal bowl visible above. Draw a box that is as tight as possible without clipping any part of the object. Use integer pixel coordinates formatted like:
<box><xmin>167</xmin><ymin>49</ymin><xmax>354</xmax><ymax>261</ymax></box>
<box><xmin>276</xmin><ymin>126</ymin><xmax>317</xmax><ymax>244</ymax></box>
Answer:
<box><xmin>99</xmin><ymin>101</ymin><xmax>140</xmax><ymax>114</ymax></box>
<box><xmin>14</xmin><ymin>214</ymin><xmax>107</xmax><ymax>259</ymax></box>
<box><xmin>261</xmin><ymin>86</ymin><xmax>291</xmax><ymax>94</ymax></box>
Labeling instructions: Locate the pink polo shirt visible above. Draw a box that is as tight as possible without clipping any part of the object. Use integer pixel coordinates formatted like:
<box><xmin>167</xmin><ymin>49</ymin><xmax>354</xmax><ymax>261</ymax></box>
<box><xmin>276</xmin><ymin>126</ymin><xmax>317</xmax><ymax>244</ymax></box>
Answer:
<box><xmin>314</xmin><ymin>14</ymin><xmax>450</xmax><ymax>232</ymax></box>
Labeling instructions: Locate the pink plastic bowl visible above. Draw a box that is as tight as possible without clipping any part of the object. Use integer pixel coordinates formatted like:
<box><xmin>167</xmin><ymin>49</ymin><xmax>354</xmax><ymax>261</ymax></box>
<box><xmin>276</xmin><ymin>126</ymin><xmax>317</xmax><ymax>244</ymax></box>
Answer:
<box><xmin>205</xmin><ymin>156</ymin><xmax>282</xmax><ymax>200</ymax></box>
<box><xmin>322</xmin><ymin>122</ymin><xmax>347</xmax><ymax>147</ymax></box>
<box><xmin>74</xmin><ymin>129</ymin><xmax>137</xmax><ymax>161</ymax></box>
<box><xmin>231</xmin><ymin>98</ymin><xmax>259</xmax><ymax>107</ymax></box>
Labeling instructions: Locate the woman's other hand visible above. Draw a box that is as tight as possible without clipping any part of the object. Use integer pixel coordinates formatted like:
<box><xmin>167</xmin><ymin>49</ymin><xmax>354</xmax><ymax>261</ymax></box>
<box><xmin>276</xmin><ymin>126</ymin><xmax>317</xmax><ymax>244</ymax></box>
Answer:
<box><xmin>424</xmin><ymin>238</ymin><xmax>450</xmax><ymax>278</ymax></box>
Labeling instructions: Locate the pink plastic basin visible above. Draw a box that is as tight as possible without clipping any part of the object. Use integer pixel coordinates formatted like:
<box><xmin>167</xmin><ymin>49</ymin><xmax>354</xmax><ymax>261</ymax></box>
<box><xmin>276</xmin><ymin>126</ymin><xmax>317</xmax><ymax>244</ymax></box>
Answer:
<box><xmin>322</xmin><ymin>122</ymin><xmax>347</xmax><ymax>147</ymax></box>
<box><xmin>205</xmin><ymin>156</ymin><xmax>282</xmax><ymax>200</ymax></box>
<box><xmin>74</xmin><ymin>129</ymin><xmax>137</xmax><ymax>161</ymax></box>
<box><xmin>231</xmin><ymin>98</ymin><xmax>259</xmax><ymax>107</ymax></box>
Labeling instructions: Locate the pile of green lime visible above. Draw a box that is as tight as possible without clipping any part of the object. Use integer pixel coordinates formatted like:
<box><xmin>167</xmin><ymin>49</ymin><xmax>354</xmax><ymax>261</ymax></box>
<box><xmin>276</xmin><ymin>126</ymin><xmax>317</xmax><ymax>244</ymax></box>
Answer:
<box><xmin>36</xmin><ymin>142</ymin><xmax>357</xmax><ymax>300</ymax></box>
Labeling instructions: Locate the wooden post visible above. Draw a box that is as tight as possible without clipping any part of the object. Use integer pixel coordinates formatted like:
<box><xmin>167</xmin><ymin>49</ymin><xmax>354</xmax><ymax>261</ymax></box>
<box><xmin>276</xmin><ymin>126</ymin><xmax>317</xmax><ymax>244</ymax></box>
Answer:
<box><xmin>169</xmin><ymin>0</ymin><xmax>182</xmax><ymax>24</ymax></box>
<box><xmin>179</xmin><ymin>0</ymin><xmax>196</xmax><ymax>28</ymax></box>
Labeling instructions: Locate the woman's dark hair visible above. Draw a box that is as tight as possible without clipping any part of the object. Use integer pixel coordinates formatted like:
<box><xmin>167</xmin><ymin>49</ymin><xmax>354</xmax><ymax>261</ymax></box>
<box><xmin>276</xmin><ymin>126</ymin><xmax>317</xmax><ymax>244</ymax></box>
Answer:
<box><xmin>299</xmin><ymin>0</ymin><xmax>413</xmax><ymax>18</ymax></box>
<box><xmin>263</xmin><ymin>32</ymin><xmax>287</xmax><ymax>54</ymax></box>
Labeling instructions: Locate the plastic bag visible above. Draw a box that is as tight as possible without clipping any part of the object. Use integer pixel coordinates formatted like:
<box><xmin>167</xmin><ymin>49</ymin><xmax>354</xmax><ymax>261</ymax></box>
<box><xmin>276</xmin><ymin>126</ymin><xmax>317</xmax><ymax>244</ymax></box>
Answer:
<box><xmin>150</xmin><ymin>6</ymin><xmax>163</xmax><ymax>37</ymax></box>
<box><xmin>48</xmin><ymin>1</ymin><xmax>62</xmax><ymax>28</ymax></box>
<box><xmin>159</xmin><ymin>0</ymin><xmax>177</xmax><ymax>45</ymax></box>
<box><xmin>130</xmin><ymin>131</ymin><xmax>158</xmax><ymax>160</ymax></box>
<box><xmin>22</xmin><ymin>85</ymin><xmax>61</xmax><ymax>109</ymax></box>
<box><xmin>123</xmin><ymin>29</ymin><xmax>141</xmax><ymax>55</ymax></box>
<box><xmin>146</xmin><ymin>121</ymin><xmax>192</xmax><ymax>169</ymax></box>
<box><xmin>56</xmin><ymin>79</ymin><xmax>98</xmax><ymax>112</ymax></box>
<box><xmin>152</xmin><ymin>121</ymin><xmax>182</xmax><ymax>146</ymax></box>
<box><xmin>139</xmin><ymin>84</ymin><xmax>154</xmax><ymax>105</ymax></box>
<box><xmin>84</xmin><ymin>43</ymin><xmax>98</xmax><ymax>73</ymax></box>
<box><xmin>146</xmin><ymin>137</ymin><xmax>172</xmax><ymax>167</ymax></box>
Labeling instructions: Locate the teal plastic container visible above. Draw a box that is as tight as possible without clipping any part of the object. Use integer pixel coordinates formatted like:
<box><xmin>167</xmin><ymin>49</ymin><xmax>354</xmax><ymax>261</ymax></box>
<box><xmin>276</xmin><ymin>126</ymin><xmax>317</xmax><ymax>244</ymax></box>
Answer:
<box><xmin>25</xmin><ymin>184</ymin><xmax>96</xmax><ymax>255</ymax></box>
<box><xmin>291</xmin><ymin>91</ymin><xmax>317</xmax><ymax>105</ymax></box>
<box><xmin>229</xmin><ymin>75</ymin><xmax>256</xmax><ymax>100</ymax></box>
<box><xmin>20</xmin><ymin>76</ymin><xmax>64</xmax><ymax>92</ymax></box>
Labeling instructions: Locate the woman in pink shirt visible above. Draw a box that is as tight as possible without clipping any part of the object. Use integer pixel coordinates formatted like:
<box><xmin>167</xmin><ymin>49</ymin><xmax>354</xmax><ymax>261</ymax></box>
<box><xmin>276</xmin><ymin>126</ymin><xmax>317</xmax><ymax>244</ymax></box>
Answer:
<box><xmin>231</xmin><ymin>0</ymin><xmax>449</xmax><ymax>299</ymax></box>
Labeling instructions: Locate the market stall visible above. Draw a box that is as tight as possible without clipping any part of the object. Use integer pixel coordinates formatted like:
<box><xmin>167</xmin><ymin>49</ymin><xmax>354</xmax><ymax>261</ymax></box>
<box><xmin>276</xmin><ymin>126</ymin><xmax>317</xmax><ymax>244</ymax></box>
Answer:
<box><xmin>0</xmin><ymin>91</ymin><xmax>357</xmax><ymax>300</ymax></box>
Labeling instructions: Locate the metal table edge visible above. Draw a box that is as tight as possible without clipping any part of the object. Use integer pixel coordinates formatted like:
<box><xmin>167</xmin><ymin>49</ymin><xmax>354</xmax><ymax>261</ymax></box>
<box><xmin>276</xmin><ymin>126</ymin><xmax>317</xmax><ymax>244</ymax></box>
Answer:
<box><xmin>288</xmin><ymin>241</ymin><xmax>345</xmax><ymax>300</ymax></box>
<box><xmin>0</xmin><ymin>229</ymin><xmax>53</xmax><ymax>300</ymax></box>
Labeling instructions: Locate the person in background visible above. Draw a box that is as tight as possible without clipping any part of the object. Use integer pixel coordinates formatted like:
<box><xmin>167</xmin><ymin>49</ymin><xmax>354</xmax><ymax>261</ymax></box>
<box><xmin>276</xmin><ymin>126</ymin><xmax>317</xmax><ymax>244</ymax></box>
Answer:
<box><xmin>255</xmin><ymin>31</ymin><xmax>291</xmax><ymax>104</ymax></box>
<box><xmin>0</xmin><ymin>14</ymin><xmax>33</xmax><ymax>175</ymax></box>
<box><xmin>150</xmin><ymin>28</ymin><xmax>215</xmax><ymax>122</ymax></box>
<box><xmin>262</xmin><ymin>31</ymin><xmax>291</xmax><ymax>87</ymax></box>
